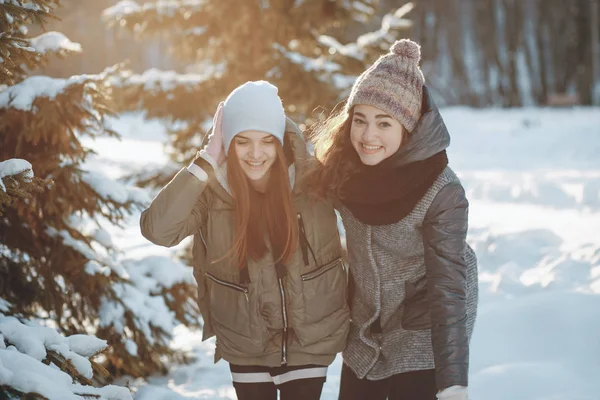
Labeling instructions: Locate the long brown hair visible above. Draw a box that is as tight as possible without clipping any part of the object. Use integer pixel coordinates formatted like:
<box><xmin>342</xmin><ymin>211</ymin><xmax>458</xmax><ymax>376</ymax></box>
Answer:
<box><xmin>304</xmin><ymin>102</ymin><xmax>359</xmax><ymax>199</ymax></box>
<box><xmin>226</xmin><ymin>139</ymin><xmax>298</xmax><ymax>268</ymax></box>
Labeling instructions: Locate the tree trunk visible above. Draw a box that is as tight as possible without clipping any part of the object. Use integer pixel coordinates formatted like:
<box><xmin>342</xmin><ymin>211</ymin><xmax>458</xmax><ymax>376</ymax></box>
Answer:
<box><xmin>444</xmin><ymin>0</ymin><xmax>471</xmax><ymax>104</ymax></box>
<box><xmin>575</xmin><ymin>0</ymin><xmax>592</xmax><ymax>104</ymax></box>
<box><xmin>536</xmin><ymin>1</ymin><xmax>550</xmax><ymax>103</ymax></box>
<box><xmin>592</xmin><ymin>0</ymin><xmax>600</xmax><ymax>104</ymax></box>
<box><xmin>503</xmin><ymin>0</ymin><xmax>523</xmax><ymax>106</ymax></box>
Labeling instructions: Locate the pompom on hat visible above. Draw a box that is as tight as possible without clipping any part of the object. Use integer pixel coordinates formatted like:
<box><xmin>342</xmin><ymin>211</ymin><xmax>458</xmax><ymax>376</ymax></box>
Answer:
<box><xmin>346</xmin><ymin>39</ymin><xmax>424</xmax><ymax>133</ymax></box>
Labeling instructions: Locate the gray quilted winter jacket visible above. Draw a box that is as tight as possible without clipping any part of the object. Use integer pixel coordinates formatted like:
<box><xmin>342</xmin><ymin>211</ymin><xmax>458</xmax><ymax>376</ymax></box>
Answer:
<box><xmin>340</xmin><ymin>88</ymin><xmax>479</xmax><ymax>391</ymax></box>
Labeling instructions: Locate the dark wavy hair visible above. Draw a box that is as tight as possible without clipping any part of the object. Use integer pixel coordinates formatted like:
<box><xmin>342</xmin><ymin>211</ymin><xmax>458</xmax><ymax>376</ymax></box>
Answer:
<box><xmin>303</xmin><ymin>101</ymin><xmax>359</xmax><ymax>200</ymax></box>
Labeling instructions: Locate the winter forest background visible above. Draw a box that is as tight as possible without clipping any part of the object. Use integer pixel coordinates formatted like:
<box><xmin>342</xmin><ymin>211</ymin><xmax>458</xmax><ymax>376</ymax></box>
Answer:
<box><xmin>1</xmin><ymin>0</ymin><xmax>599</xmax><ymax>399</ymax></box>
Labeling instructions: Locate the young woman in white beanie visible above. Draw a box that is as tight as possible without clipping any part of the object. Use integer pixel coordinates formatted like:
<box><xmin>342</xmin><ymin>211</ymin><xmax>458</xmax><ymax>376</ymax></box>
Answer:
<box><xmin>306</xmin><ymin>40</ymin><xmax>479</xmax><ymax>400</ymax></box>
<box><xmin>141</xmin><ymin>81</ymin><xmax>349</xmax><ymax>400</ymax></box>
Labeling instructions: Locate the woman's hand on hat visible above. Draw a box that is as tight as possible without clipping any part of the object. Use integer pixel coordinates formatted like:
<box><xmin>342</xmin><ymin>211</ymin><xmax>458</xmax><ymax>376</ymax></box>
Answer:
<box><xmin>203</xmin><ymin>102</ymin><xmax>226</xmax><ymax>166</ymax></box>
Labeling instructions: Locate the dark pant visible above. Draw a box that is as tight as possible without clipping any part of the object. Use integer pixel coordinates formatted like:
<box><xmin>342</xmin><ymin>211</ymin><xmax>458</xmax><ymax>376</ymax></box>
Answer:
<box><xmin>233</xmin><ymin>378</ymin><xmax>325</xmax><ymax>400</ymax></box>
<box><xmin>338</xmin><ymin>363</ymin><xmax>437</xmax><ymax>400</ymax></box>
<box><xmin>230</xmin><ymin>364</ymin><xmax>326</xmax><ymax>400</ymax></box>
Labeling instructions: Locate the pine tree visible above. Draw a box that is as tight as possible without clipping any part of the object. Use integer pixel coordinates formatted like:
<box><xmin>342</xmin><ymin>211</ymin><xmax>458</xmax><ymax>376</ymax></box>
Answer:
<box><xmin>0</xmin><ymin>0</ymin><xmax>199</xmax><ymax>382</ymax></box>
<box><xmin>316</xmin><ymin>3</ymin><xmax>415</xmax><ymax>93</ymax></box>
<box><xmin>102</xmin><ymin>0</ymin><xmax>384</xmax><ymax>186</ymax></box>
<box><xmin>0</xmin><ymin>159</ymin><xmax>44</xmax><ymax>217</ymax></box>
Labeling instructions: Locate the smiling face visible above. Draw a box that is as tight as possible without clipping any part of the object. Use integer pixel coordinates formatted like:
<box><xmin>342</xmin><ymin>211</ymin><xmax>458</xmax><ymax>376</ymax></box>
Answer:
<box><xmin>231</xmin><ymin>130</ymin><xmax>278</xmax><ymax>188</ymax></box>
<box><xmin>350</xmin><ymin>104</ymin><xmax>405</xmax><ymax>166</ymax></box>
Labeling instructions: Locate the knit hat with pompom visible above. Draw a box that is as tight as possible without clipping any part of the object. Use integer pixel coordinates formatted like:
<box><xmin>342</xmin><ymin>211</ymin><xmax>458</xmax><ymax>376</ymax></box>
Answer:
<box><xmin>346</xmin><ymin>39</ymin><xmax>424</xmax><ymax>133</ymax></box>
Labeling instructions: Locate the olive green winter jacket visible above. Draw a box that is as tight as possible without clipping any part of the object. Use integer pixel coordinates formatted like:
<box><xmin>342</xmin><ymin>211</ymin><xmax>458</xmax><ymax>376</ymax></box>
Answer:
<box><xmin>140</xmin><ymin>120</ymin><xmax>349</xmax><ymax>367</ymax></box>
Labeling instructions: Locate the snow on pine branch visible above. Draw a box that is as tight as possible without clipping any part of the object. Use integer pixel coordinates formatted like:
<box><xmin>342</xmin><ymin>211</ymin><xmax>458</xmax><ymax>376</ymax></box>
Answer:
<box><xmin>42</xmin><ymin>227</ymin><xmax>197</xmax><ymax>353</ymax></box>
<box><xmin>0</xmin><ymin>32</ymin><xmax>36</xmax><ymax>67</ymax></box>
<box><xmin>0</xmin><ymin>75</ymin><xmax>94</xmax><ymax>111</ymax></box>
<box><xmin>273</xmin><ymin>43</ymin><xmax>340</xmax><ymax>74</ymax></box>
<box><xmin>99</xmin><ymin>256</ymin><xmax>195</xmax><ymax>350</ymax></box>
<box><xmin>0</xmin><ymin>1</ymin><xmax>54</xmax><ymax>41</ymax></box>
<box><xmin>0</xmin><ymin>315</ymin><xmax>133</xmax><ymax>400</ymax></box>
<box><xmin>28</xmin><ymin>31</ymin><xmax>82</xmax><ymax>55</ymax></box>
<box><xmin>0</xmin><ymin>0</ymin><xmax>52</xmax><ymax>13</ymax></box>
<box><xmin>43</xmin><ymin>211</ymin><xmax>196</xmax><ymax>352</ymax></box>
<box><xmin>319</xmin><ymin>2</ymin><xmax>414</xmax><ymax>62</ymax></box>
<box><xmin>101</xmin><ymin>0</ymin><xmax>140</xmax><ymax>19</ymax></box>
<box><xmin>80</xmin><ymin>169</ymin><xmax>150</xmax><ymax>205</ymax></box>
<box><xmin>109</xmin><ymin>68</ymin><xmax>213</xmax><ymax>93</ymax></box>
<box><xmin>272</xmin><ymin>43</ymin><xmax>356</xmax><ymax>91</ymax></box>
<box><xmin>349</xmin><ymin>0</ymin><xmax>376</xmax><ymax>23</ymax></box>
<box><xmin>0</xmin><ymin>158</ymin><xmax>33</xmax><ymax>192</ymax></box>
<box><xmin>0</xmin><ymin>0</ymin><xmax>54</xmax><ymax>27</ymax></box>
<box><xmin>0</xmin><ymin>317</ymin><xmax>105</xmax><ymax>378</ymax></box>
<box><xmin>184</xmin><ymin>26</ymin><xmax>207</xmax><ymax>36</ymax></box>
<box><xmin>103</xmin><ymin>0</ymin><xmax>205</xmax><ymax>21</ymax></box>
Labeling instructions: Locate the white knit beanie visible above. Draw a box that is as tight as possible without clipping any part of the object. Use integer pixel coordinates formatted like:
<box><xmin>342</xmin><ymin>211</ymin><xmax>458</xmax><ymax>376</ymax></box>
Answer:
<box><xmin>222</xmin><ymin>81</ymin><xmax>286</xmax><ymax>153</ymax></box>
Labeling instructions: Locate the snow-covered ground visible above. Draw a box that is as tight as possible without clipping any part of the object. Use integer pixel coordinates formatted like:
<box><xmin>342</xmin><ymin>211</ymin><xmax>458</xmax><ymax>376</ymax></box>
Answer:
<box><xmin>84</xmin><ymin>107</ymin><xmax>600</xmax><ymax>400</ymax></box>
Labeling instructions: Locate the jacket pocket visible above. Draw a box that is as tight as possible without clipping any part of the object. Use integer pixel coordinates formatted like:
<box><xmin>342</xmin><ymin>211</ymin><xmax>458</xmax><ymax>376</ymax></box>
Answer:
<box><xmin>402</xmin><ymin>276</ymin><xmax>432</xmax><ymax>330</ymax></box>
<box><xmin>205</xmin><ymin>272</ymin><xmax>251</xmax><ymax>336</ymax></box>
<box><xmin>301</xmin><ymin>257</ymin><xmax>347</xmax><ymax>325</ymax></box>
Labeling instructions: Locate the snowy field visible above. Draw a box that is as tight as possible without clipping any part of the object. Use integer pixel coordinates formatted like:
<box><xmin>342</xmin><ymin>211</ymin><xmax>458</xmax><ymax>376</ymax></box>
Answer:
<box><xmin>83</xmin><ymin>106</ymin><xmax>600</xmax><ymax>400</ymax></box>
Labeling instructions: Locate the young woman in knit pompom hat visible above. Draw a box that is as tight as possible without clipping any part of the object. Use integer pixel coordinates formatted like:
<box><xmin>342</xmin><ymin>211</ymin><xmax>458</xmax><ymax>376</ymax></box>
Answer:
<box><xmin>140</xmin><ymin>81</ymin><xmax>350</xmax><ymax>400</ymax></box>
<box><xmin>306</xmin><ymin>40</ymin><xmax>479</xmax><ymax>400</ymax></box>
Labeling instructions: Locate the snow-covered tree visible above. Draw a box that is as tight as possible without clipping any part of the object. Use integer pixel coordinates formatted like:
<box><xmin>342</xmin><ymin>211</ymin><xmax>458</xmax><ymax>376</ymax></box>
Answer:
<box><xmin>102</xmin><ymin>0</ymin><xmax>384</xmax><ymax>182</ymax></box>
<box><xmin>317</xmin><ymin>3</ymin><xmax>415</xmax><ymax>96</ymax></box>
<box><xmin>0</xmin><ymin>162</ymin><xmax>131</xmax><ymax>399</ymax></box>
<box><xmin>0</xmin><ymin>0</ymin><xmax>199</xmax><ymax>382</ymax></box>
<box><xmin>0</xmin><ymin>313</ymin><xmax>134</xmax><ymax>400</ymax></box>
<box><xmin>0</xmin><ymin>159</ymin><xmax>43</xmax><ymax>216</ymax></box>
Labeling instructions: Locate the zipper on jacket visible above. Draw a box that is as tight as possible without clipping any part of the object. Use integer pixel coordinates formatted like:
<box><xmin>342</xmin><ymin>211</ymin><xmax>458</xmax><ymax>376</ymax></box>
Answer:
<box><xmin>301</xmin><ymin>257</ymin><xmax>343</xmax><ymax>281</ymax></box>
<box><xmin>297</xmin><ymin>214</ymin><xmax>309</xmax><ymax>266</ymax></box>
<box><xmin>198</xmin><ymin>228</ymin><xmax>208</xmax><ymax>251</ymax></box>
<box><xmin>205</xmin><ymin>272</ymin><xmax>249</xmax><ymax>302</ymax></box>
<box><xmin>275</xmin><ymin>262</ymin><xmax>288</xmax><ymax>365</ymax></box>
<box><xmin>297</xmin><ymin>213</ymin><xmax>318</xmax><ymax>266</ymax></box>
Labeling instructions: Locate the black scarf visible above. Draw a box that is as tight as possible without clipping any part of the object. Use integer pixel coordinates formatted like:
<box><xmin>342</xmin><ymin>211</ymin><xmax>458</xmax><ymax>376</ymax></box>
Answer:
<box><xmin>339</xmin><ymin>150</ymin><xmax>449</xmax><ymax>225</ymax></box>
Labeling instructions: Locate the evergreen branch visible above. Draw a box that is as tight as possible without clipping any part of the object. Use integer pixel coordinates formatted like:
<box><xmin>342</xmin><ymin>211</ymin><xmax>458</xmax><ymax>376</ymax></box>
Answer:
<box><xmin>0</xmin><ymin>1</ymin><xmax>58</xmax><ymax>31</ymax></box>
<box><xmin>0</xmin><ymin>170</ymin><xmax>45</xmax><ymax>217</ymax></box>
<box><xmin>90</xmin><ymin>357</ymin><xmax>111</xmax><ymax>381</ymax></box>
<box><xmin>27</xmin><ymin>31</ymin><xmax>82</xmax><ymax>59</ymax></box>
<box><xmin>72</xmin><ymin>394</ymin><xmax>101</xmax><ymax>400</ymax></box>
<box><xmin>109</xmin><ymin>68</ymin><xmax>217</xmax><ymax>120</ymax></box>
<box><xmin>0</xmin><ymin>33</ymin><xmax>39</xmax><ymax>85</ymax></box>
<box><xmin>45</xmin><ymin>350</ymin><xmax>94</xmax><ymax>386</ymax></box>
<box><xmin>103</xmin><ymin>0</ymin><xmax>208</xmax><ymax>36</ymax></box>
<box><xmin>0</xmin><ymin>385</ymin><xmax>49</xmax><ymax>400</ymax></box>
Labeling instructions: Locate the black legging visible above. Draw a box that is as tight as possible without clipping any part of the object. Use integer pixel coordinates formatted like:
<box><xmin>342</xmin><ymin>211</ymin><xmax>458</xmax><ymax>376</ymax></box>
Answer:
<box><xmin>338</xmin><ymin>363</ymin><xmax>437</xmax><ymax>400</ymax></box>
<box><xmin>230</xmin><ymin>364</ymin><xmax>326</xmax><ymax>400</ymax></box>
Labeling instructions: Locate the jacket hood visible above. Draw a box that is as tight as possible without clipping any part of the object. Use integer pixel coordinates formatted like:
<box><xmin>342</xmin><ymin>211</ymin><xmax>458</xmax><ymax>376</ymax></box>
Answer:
<box><xmin>389</xmin><ymin>86</ymin><xmax>451</xmax><ymax>167</ymax></box>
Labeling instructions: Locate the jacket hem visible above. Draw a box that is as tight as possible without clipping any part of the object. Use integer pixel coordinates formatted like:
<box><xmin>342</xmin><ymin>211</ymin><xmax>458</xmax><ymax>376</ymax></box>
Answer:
<box><xmin>219</xmin><ymin>352</ymin><xmax>336</xmax><ymax>367</ymax></box>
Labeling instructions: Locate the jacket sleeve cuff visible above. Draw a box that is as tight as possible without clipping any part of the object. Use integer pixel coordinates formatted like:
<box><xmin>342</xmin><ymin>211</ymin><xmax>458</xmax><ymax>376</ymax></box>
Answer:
<box><xmin>187</xmin><ymin>162</ymin><xmax>208</xmax><ymax>181</ymax></box>
<box><xmin>187</xmin><ymin>150</ymin><xmax>219</xmax><ymax>181</ymax></box>
<box><xmin>198</xmin><ymin>150</ymin><xmax>218</xmax><ymax>171</ymax></box>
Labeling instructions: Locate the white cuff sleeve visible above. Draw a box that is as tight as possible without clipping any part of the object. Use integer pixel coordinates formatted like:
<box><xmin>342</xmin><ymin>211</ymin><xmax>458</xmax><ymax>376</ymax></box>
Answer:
<box><xmin>187</xmin><ymin>161</ymin><xmax>208</xmax><ymax>181</ymax></box>
<box><xmin>198</xmin><ymin>150</ymin><xmax>219</xmax><ymax>171</ymax></box>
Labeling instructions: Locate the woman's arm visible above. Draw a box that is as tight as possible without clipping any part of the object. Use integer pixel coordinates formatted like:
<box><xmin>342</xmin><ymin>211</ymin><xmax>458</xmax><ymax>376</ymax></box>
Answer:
<box><xmin>141</xmin><ymin>102</ymin><xmax>224</xmax><ymax>247</ymax></box>
<box><xmin>422</xmin><ymin>181</ymin><xmax>470</xmax><ymax>392</ymax></box>
<box><xmin>140</xmin><ymin>159</ymin><xmax>211</xmax><ymax>247</ymax></box>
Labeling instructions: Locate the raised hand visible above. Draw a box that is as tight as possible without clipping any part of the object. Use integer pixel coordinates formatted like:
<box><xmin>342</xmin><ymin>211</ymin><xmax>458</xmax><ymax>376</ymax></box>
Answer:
<box><xmin>203</xmin><ymin>102</ymin><xmax>226</xmax><ymax>166</ymax></box>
